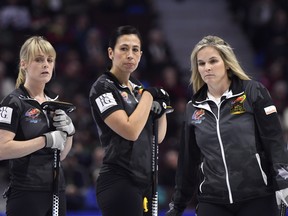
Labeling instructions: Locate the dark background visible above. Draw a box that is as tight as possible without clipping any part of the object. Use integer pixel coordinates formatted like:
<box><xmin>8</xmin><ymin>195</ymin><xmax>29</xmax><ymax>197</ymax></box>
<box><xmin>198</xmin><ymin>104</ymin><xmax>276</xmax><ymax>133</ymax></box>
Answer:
<box><xmin>0</xmin><ymin>0</ymin><xmax>288</xmax><ymax>215</ymax></box>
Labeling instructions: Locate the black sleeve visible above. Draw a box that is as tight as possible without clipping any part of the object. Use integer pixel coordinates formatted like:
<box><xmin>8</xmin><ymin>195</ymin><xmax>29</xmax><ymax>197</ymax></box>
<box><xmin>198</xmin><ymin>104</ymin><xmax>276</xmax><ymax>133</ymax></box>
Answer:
<box><xmin>89</xmin><ymin>79</ymin><xmax>123</xmax><ymax>121</ymax></box>
<box><xmin>251</xmin><ymin>81</ymin><xmax>288</xmax><ymax>190</ymax></box>
<box><xmin>0</xmin><ymin>94</ymin><xmax>22</xmax><ymax>133</ymax></box>
<box><xmin>170</xmin><ymin>110</ymin><xmax>202</xmax><ymax>211</ymax></box>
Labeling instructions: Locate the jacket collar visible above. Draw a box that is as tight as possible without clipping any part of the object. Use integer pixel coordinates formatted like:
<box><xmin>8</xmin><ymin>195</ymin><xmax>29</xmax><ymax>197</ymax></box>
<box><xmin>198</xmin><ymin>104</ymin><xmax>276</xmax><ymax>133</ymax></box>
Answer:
<box><xmin>104</xmin><ymin>71</ymin><xmax>143</xmax><ymax>90</ymax></box>
<box><xmin>192</xmin><ymin>75</ymin><xmax>245</xmax><ymax>104</ymax></box>
<box><xmin>18</xmin><ymin>84</ymin><xmax>58</xmax><ymax>101</ymax></box>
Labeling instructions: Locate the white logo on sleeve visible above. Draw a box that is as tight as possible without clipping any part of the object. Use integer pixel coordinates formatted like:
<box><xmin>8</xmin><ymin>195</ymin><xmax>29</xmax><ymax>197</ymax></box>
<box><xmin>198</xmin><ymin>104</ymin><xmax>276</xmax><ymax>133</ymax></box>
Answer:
<box><xmin>0</xmin><ymin>107</ymin><xmax>13</xmax><ymax>124</ymax></box>
<box><xmin>96</xmin><ymin>92</ymin><xmax>117</xmax><ymax>113</ymax></box>
<box><xmin>264</xmin><ymin>105</ymin><xmax>277</xmax><ymax>115</ymax></box>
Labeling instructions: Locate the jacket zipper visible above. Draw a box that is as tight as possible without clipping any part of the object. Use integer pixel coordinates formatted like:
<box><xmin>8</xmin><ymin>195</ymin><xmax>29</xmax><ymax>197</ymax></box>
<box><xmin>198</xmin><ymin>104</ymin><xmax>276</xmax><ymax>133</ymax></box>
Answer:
<box><xmin>216</xmin><ymin>102</ymin><xmax>233</xmax><ymax>203</ymax></box>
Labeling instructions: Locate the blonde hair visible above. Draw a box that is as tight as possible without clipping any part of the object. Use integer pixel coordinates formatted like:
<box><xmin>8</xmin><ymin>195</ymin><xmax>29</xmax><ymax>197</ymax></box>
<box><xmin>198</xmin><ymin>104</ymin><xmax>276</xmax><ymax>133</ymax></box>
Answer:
<box><xmin>190</xmin><ymin>35</ymin><xmax>250</xmax><ymax>93</ymax></box>
<box><xmin>15</xmin><ymin>36</ymin><xmax>56</xmax><ymax>88</ymax></box>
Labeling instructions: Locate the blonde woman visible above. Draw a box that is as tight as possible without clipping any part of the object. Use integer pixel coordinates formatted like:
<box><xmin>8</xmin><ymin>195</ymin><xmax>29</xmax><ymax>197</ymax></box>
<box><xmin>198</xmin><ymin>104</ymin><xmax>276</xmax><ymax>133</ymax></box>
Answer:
<box><xmin>166</xmin><ymin>35</ymin><xmax>288</xmax><ymax>216</ymax></box>
<box><xmin>0</xmin><ymin>36</ymin><xmax>75</xmax><ymax>216</ymax></box>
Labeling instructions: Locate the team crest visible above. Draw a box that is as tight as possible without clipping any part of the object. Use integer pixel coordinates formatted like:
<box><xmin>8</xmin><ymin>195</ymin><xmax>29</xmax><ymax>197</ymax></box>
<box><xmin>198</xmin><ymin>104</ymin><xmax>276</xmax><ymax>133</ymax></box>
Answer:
<box><xmin>230</xmin><ymin>94</ymin><xmax>246</xmax><ymax>114</ymax></box>
<box><xmin>121</xmin><ymin>91</ymin><xmax>132</xmax><ymax>104</ymax></box>
<box><xmin>25</xmin><ymin>108</ymin><xmax>41</xmax><ymax>123</ymax></box>
<box><xmin>192</xmin><ymin>109</ymin><xmax>205</xmax><ymax>124</ymax></box>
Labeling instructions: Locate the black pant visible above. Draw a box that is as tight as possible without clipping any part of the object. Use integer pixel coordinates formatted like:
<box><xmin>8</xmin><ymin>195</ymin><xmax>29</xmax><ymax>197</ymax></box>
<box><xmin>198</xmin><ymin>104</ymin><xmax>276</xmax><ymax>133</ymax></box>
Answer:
<box><xmin>96</xmin><ymin>173</ymin><xmax>151</xmax><ymax>216</ymax></box>
<box><xmin>6</xmin><ymin>188</ymin><xmax>66</xmax><ymax>216</ymax></box>
<box><xmin>197</xmin><ymin>194</ymin><xmax>279</xmax><ymax>216</ymax></box>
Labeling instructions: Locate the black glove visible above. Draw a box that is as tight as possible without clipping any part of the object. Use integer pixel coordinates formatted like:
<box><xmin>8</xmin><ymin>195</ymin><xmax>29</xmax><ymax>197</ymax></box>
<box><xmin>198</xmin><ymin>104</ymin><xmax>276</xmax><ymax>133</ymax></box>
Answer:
<box><xmin>151</xmin><ymin>99</ymin><xmax>174</xmax><ymax>119</ymax></box>
<box><xmin>165</xmin><ymin>202</ymin><xmax>184</xmax><ymax>216</ymax></box>
<box><xmin>151</xmin><ymin>101</ymin><xmax>163</xmax><ymax>119</ymax></box>
<box><xmin>276</xmin><ymin>188</ymin><xmax>288</xmax><ymax>210</ymax></box>
<box><xmin>165</xmin><ymin>208</ymin><xmax>183</xmax><ymax>216</ymax></box>
<box><xmin>143</xmin><ymin>87</ymin><xmax>170</xmax><ymax>101</ymax></box>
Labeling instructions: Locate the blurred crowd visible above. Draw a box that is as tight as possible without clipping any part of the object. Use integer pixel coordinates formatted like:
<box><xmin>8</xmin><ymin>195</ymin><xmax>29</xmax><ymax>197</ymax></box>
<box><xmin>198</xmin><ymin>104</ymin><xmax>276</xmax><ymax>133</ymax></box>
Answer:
<box><xmin>227</xmin><ymin>0</ymin><xmax>288</xmax><ymax>130</ymax></box>
<box><xmin>0</xmin><ymin>0</ymin><xmax>287</xmax><ymax>212</ymax></box>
